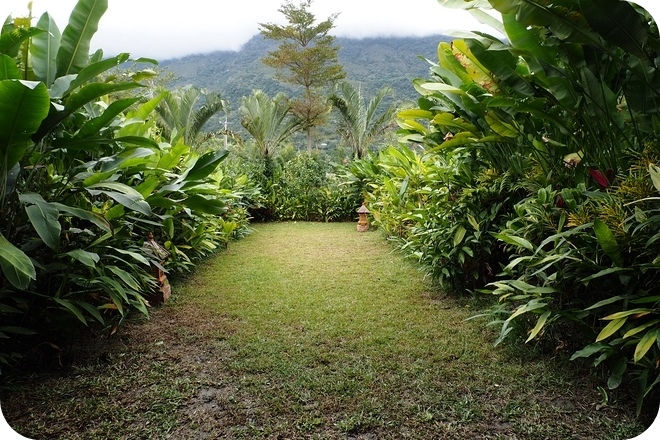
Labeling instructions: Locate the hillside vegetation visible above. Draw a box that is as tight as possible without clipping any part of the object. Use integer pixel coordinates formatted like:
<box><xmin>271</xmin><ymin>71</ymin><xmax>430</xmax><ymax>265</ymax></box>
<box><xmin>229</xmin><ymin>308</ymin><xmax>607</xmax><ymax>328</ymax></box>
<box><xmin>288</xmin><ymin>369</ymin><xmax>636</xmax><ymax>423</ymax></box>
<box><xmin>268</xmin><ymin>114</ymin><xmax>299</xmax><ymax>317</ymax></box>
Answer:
<box><xmin>160</xmin><ymin>34</ymin><xmax>452</xmax><ymax>131</ymax></box>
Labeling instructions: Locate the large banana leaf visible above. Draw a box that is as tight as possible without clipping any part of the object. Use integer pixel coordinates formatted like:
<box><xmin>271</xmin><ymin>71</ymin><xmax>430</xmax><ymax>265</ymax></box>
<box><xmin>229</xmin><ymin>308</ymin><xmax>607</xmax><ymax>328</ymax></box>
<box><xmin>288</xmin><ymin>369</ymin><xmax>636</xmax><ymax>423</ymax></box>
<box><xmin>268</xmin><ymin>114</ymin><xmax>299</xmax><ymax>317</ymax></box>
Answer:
<box><xmin>32</xmin><ymin>81</ymin><xmax>142</xmax><ymax>142</ymax></box>
<box><xmin>0</xmin><ymin>27</ymin><xmax>44</xmax><ymax>57</ymax></box>
<box><xmin>465</xmin><ymin>38</ymin><xmax>535</xmax><ymax>96</ymax></box>
<box><xmin>67</xmin><ymin>53</ymin><xmax>131</xmax><ymax>93</ymax></box>
<box><xmin>0</xmin><ymin>79</ymin><xmax>50</xmax><ymax>171</ymax></box>
<box><xmin>56</xmin><ymin>0</ymin><xmax>108</xmax><ymax>77</ymax></box>
<box><xmin>31</xmin><ymin>13</ymin><xmax>61</xmax><ymax>87</ymax></box>
<box><xmin>77</xmin><ymin>97</ymin><xmax>141</xmax><ymax>138</ymax></box>
<box><xmin>578</xmin><ymin>0</ymin><xmax>648</xmax><ymax>59</ymax></box>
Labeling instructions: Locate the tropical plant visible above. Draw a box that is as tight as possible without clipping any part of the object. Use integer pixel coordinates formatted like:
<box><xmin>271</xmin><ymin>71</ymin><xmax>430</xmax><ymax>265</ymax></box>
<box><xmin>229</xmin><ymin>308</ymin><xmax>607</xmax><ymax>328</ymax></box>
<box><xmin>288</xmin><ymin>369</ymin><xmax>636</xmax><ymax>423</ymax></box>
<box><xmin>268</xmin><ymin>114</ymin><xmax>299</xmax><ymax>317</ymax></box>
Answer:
<box><xmin>273</xmin><ymin>152</ymin><xmax>360</xmax><ymax>221</ymax></box>
<box><xmin>349</xmin><ymin>0</ymin><xmax>660</xmax><ymax>412</ymax></box>
<box><xmin>0</xmin><ymin>0</ymin><xmax>252</xmax><ymax>369</ymax></box>
<box><xmin>239</xmin><ymin>90</ymin><xmax>303</xmax><ymax>159</ymax></box>
<box><xmin>155</xmin><ymin>84</ymin><xmax>227</xmax><ymax>148</ymax></box>
<box><xmin>329</xmin><ymin>81</ymin><xmax>396</xmax><ymax>159</ymax></box>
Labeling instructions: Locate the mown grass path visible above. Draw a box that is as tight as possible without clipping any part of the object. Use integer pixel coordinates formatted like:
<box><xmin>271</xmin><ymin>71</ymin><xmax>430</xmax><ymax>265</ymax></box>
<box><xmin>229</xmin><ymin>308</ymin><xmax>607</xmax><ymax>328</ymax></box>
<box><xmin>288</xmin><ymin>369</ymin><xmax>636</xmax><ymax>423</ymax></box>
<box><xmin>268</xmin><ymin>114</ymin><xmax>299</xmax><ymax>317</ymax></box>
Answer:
<box><xmin>1</xmin><ymin>222</ymin><xmax>648</xmax><ymax>439</ymax></box>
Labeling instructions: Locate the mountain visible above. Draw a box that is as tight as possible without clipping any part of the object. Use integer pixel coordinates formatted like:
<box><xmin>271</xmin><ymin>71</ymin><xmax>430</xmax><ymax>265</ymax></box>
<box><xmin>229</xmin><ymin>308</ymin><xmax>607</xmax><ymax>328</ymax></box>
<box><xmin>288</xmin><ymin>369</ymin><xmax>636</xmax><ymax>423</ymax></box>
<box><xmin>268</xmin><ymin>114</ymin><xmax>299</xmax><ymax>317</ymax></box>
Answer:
<box><xmin>159</xmin><ymin>34</ymin><xmax>452</xmax><ymax>133</ymax></box>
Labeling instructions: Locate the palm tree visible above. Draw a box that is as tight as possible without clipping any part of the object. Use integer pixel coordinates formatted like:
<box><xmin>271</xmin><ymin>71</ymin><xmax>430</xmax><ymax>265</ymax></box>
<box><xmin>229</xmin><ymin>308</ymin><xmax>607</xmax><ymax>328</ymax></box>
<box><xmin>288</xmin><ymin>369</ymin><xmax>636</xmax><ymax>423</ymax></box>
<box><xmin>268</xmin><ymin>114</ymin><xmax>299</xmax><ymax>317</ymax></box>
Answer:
<box><xmin>239</xmin><ymin>90</ymin><xmax>303</xmax><ymax>158</ymax></box>
<box><xmin>329</xmin><ymin>81</ymin><xmax>396</xmax><ymax>159</ymax></box>
<box><xmin>155</xmin><ymin>85</ymin><xmax>227</xmax><ymax>147</ymax></box>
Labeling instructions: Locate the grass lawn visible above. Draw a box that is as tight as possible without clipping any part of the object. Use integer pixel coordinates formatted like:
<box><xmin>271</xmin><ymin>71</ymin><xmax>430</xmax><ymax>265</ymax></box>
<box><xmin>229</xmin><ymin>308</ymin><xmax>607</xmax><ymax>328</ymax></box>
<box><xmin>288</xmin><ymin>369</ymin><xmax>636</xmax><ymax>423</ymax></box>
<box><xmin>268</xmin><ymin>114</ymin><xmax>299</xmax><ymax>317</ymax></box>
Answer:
<box><xmin>0</xmin><ymin>222</ymin><xmax>651</xmax><ymax>439</ymax></box>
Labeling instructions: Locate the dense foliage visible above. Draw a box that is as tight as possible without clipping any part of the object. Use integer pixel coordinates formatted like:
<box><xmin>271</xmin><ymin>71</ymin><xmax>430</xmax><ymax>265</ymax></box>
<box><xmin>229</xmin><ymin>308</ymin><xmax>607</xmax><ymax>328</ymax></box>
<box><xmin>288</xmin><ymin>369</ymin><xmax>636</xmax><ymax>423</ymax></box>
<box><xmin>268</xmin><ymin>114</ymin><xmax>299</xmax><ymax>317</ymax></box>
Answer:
<box><xmin>0</xmin><ymin>0</ymin><xmax>254</xmax><ymax>368</ymax></box>
<box><xmin>351</xmin><ymin>0</ymin><xmax>660</xmax><ymax>413</ymax></box>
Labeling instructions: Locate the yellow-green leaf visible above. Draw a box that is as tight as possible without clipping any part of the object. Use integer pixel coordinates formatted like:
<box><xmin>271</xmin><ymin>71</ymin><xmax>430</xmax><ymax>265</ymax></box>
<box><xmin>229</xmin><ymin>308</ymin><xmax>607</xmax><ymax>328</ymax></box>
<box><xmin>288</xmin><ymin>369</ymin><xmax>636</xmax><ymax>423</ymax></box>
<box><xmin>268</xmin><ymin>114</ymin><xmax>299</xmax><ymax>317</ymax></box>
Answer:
<box><xmin>526</xmin><ymin>310</ymin><xmax>551</xmax><ymax>343</ymax></box>
<box><xmin>634</xmin><ymin>330</ymin><xmax>658</xmax><ymax>363</ymax></box>
<box><xmin>453</xmin><ymin>225</ymin><xmax>467</xmax><ymax>246</ymax></box>
<box><xmin>596</xmin><ymin>317</ymin><xmax>628</xmax><ymax>342</ymax></box>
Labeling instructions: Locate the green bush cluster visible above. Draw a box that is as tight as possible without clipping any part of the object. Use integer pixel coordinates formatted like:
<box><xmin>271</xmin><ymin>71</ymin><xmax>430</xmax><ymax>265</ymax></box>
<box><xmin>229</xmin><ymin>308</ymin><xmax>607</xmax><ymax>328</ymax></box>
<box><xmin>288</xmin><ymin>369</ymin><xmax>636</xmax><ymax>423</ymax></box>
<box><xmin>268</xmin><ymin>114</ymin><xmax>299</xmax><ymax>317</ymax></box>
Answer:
<box><xmin>352</xmin><ymin>0</ymin><xmax>660</xmax><ymax>413</ymax></box>
<box><xmin>273</xmin><ymin>152</ymin><xmax>360</xmax><ymax>222</ymax></box>
<box><xmin>220</xmin><ymin>137</ymin><xmax>362</xmax><ymax>223</ymax></box>
<box><xmin>0</xmin><ymin>0</ymin><xmax>254</xmax><ymax>368</ymax></box>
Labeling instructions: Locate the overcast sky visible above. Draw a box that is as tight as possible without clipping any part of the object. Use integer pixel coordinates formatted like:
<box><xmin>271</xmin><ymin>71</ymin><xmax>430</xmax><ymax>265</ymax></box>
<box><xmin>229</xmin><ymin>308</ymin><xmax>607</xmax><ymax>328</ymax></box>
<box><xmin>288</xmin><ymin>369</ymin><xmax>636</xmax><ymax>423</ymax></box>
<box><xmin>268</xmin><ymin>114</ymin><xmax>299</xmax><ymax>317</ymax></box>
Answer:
<box><xmin>3</xmin><ymin>1</ymin><xmax>659</xmax><ymax>60</ymax></box>
<box><xmin>1</xmin><ymin>0</ymin><xmax>487</xmax><ymax>60</ymax></box>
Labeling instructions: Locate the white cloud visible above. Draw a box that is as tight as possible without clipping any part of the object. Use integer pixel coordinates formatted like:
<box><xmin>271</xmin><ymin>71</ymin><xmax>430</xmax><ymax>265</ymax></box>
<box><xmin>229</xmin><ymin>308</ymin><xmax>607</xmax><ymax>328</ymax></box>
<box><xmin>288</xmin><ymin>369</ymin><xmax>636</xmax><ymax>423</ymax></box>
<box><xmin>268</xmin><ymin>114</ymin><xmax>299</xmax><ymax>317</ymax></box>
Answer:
<box><xmin>2</xmin><ymin>0</ymin><xmax>659</xmax><ymax>60</ymax></box>
<box><xmin>2</xmin><ymin>0</ymin><xmax>484</xmax><ymax>59</ymax></box>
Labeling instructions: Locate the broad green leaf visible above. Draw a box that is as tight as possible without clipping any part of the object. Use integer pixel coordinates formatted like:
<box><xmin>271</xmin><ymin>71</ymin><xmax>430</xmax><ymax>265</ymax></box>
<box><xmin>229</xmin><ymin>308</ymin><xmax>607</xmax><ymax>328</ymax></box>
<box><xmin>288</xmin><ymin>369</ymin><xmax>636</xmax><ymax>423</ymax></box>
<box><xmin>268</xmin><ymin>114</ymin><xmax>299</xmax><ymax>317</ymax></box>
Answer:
<box><xmin>181</xmin><ymin>149</ymin><xmax>228</xmax><ymax>182</ymax></box>
<box><xmin>501</xmin><ymin>13</ymin><xmax>555</xmax><ymax>65</ymax></box>
<box><xmin>0</xmin><ymin>233</ymin><xmax>36</xmax><ymax>289</ymax></box>
<box><xmin>603</xmin><ymin>308</ymin><xmax>653</xmax><ymax>321</ymax></box>
<box><xmin>52</xmin><ymin>297</ymin><xmax>87</xmax><ymax>325</ymax></box>
<box><xmin>20</xmin><ymin>193</ymin><xmax>61</xmax><ymax>250</ymax></box>
<box><xmin>570</xmin><ymin>342</ymin><xmax>612</xmax><ymax>360</ymax></box>
<box><xmin>432</xmin><ymin>112</ymin><xmax>480</xmax><ymax>135</ymax></box>
<box><xmin>494</xmin><ymin>232</ymin><xmax>534</xmax><ymax>251</ymax></box>
<box><xmin>75</xmin><ymin>301</ymin><xmax>104</xmax><ymax>325</ymax></box>
<box><xmin>467</xmin><ymin>215</ymin><xmax>480</xmax><ymax>231</ymax></box>
<box><xmin>64</xmin><ymin>82</ymin><xmax>143</xmax><ymax>112</ymax></box>
<box><xmin>581</xmin><ymin>267</ymin><xmax>629</xmax><ymax>282</ymax></box>
<box><xmin>0</xmin><ymin>26</ymin><xmax>44</xmax><ymax>57</ymax></box>
<box><xmin>126</xmin><ymin>91</ymin><xmax>166</xmax><ymax>121</ymax></box>
<box><xmin>596</xmin><ymin>317</ymin><xmax>627</xmax><ymax>342</ymax></box>
<box><xmin>579</xmin><ymin>0</ymin><xmax>648</xmax><ymax>59</ymax></box>
<box><xmin>113</xmin><ymin>248</ymin><xmax>150</xmax><ymax>266</ymax></box>
<box><xmin>526</xmin><ymin>310</ymin><xmax>551</xmax><ymax>342</ymax></box>
<box><xmin>0</xmin><ymin>80</ymin><xmax>50</xmax><ymax>170</ymax></box>
<box><xmin>623</xmin><ymin>320</ymin><xmax>660</xmax><ymax>339</ymax></box>
<box><xmin>593</xmin><ymin>218</ymin><xmax>623</xmax><ymax>267</ymax></box>
<box><xmin>157</xmin><ymin>143</ymin><xmax>190</xmax><ymax>171</ymax></box>
<box><xmin>485</xmin><ymin>112</ymin><xmax>518</xmax><ymax>137</ymax></box>
<box><xmin>64</xmin><ymin>249</ymin><xmax>99</xmax><ymax>268</ymax></box>
<box><xmin>0</xmin><ymin>54</ymin><xmax>20</xmax><ymax>79</ymax></box>
<box><xmin>51</xmin><ymin>202</ymin><xmax>112</xmax><ymax>233</ymax></box>
<box><xmin>135</xmin><ymin>176</ymin><xmax>161</xmax><ymax>199</ymax></box>
<box><xmin>453</xmin><ymin>225</ymin><xmax>467</xmax><ymax>246</ymax></box>
<box><xmin>87</xmin><ymin>189</ymin><xmax>152</xmax><ymax>216</ymax></box>
<box><xmin>77</xmin><ymin>97</ymin><xmax>140</xmax><ymax>138</ymax></box>
<box><xmin>67</xmin><ymin>53</ymin><xmax>131</xmax><ymax>92</ymax></box>
<box><xmin>31</xmin><ymin>13</ymin><xmax>61</xmax><ymax>86</ymax></box>
<box><xmin>56</xmin><ymin>0</ymin><xmax>108</xmax><ymax>77</ymax></box>
<box><xmin>419</xmin><ymin>82</ymin><xmax>468</xmax><ymax>95</ymax></box>
<box><xmin>113</xmin><ymin>136</ymin><xmax>160</xmax><ymax>150</ymax></box>
<box><xmin>433</xmin><ymin>131</ymin><xmax>479</xmax><ymax>150</ymax></box>
<box><xmin>585</xmin><ymin>295</ymin><xmax>626</xmax><ymax>311</ymax></box>
<box><xmin>469</xmin><ymin>8</ymin><xmax>505</xmax><ymax>35</ymax></box>
<box><xmin>181</xmin><ymin>195</ymin><xmax>228</xmax><ymax>215</ymax></box>
<box><xmin>107</xmin><ymin>266</ymin><xmax>141</xmax><ymax>291</ymax></box>
<box><xmin>607</xmin><ymin>355</ymin><xmax>626</xmax><ymax>389</ymax></box>
<box><xmin>634</xmin><ymin>330</ymin><xmax>658</xmax><ymax>363</ymax></box>
<box><xmin>507</xmin><ymin>300</ymin><xmax>547</xmax><ymax>322</ymax></box>
<box><xmin>451</xmin><ymin>39</ymin><xmax>494</xmax><ymax>91</ymax></box>
<box><xmin>397</xmin><ymin>109</ymin><xmax>433</xmax><ymax>120</ymax></box>
<box><xmin>0</xmin><ymin>326</ymin><xmax>37</xmax><ymax>335</ymax></box>
<box><xmin>35</xmin><ymin>84</ymin><xmax>141</xmax><ymax>143</ymax></box>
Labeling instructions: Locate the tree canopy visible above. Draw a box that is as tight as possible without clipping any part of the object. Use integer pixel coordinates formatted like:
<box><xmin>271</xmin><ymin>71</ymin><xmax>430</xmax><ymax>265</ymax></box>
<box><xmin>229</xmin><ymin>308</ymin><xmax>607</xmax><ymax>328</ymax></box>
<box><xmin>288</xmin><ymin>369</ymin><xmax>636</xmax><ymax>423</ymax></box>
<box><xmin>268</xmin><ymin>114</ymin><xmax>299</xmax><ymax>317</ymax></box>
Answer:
<box><xmin>259</xmin><ymin>0</ymin><xmax>345</xmax><ymax>152</ymax></box>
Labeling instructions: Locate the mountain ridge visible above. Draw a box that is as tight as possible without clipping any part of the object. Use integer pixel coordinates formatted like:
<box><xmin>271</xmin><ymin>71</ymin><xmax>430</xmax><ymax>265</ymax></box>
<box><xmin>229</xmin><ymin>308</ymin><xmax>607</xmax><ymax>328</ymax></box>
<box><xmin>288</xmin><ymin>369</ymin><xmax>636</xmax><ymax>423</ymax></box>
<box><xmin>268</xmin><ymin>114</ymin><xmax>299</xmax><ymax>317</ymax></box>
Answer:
<box><xmin>159</xmin><ymin>33</ymin><xmax>453</xmax><ymax>117</ymax></box>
